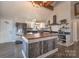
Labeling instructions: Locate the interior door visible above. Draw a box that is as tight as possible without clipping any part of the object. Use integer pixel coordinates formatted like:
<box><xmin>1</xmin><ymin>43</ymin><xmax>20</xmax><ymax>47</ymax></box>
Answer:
<box><xmin>77</xmin><ymin>20</ymin><xmax>79</xmax><ymax>41</ymax></box>
<box><xmin>0</xmin><ymin>19</ymin><xmax>16</xmax><ymax>43</ymax></box>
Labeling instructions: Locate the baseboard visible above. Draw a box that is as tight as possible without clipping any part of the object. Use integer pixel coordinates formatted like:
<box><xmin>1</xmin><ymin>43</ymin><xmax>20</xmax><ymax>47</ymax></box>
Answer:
<box><xmin>0</xmin><ymin>40</ymin><xmax>16</xmax><ymax>44</ymax></box>
<box><xmin>0</xmin><ymin>42</ymin><xmax>15</xmax><ymax>45</ymax></box>
<box><xmin>37</xmin><ymin>48</ymin><xmax>58</xmax><ymax>58</ymax></box>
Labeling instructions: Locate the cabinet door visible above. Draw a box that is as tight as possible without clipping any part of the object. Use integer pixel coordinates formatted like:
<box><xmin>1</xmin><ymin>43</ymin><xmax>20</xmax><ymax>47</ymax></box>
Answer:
<box><xmin>42</xmin><ymin>39</ymin><xmax>57</xmax><ymax>54</ymax></box>
<box><xmin>48</xmin><ymin>38</ymin><xmax>57</xmax><ymax>51</ymax></box>
<box><xmin>48</xmin><ymin>39</ymin><xmax>54</xmax><ymax>51</ymax></box>
<box><xmin>29</xmin><ymin>41</ymin><xmax>42</xmax><ymax>58</ymax></box>
<box><xmin>43</xmin><ymin>40</ymin><xmax>48</xmax><ymax>54</ymax></box>
<box><xmin>53</xmin><ymin>38</ymin><xmax>57</xmax><ymax>49</ymax></box>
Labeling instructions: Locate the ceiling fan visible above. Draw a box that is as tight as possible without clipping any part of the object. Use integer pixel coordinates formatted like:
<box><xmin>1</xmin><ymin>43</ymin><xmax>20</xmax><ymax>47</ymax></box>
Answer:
<box><xmin>31</xmin><ymin>1</ymin><xmax>54</xmax><ymax>10</ymax></box>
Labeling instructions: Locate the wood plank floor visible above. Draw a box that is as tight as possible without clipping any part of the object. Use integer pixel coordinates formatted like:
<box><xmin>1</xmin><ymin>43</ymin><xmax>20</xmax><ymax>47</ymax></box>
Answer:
<box><xmin>0</xmin><ymin>42</ymin><xmax>23</xmax><ymax>58</ymax></box>
<box><xmin>0</xmin><ymin>42</ymin><xmax>79</xmax><ymax>58</ymax></box>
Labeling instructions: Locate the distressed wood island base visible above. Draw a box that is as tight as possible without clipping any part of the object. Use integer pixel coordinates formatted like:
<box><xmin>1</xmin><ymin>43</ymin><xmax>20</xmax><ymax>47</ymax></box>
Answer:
<box><xmin>21</xmin><ymin>33</ymin><xmax>58</xmax><ymax>58</ymax></box>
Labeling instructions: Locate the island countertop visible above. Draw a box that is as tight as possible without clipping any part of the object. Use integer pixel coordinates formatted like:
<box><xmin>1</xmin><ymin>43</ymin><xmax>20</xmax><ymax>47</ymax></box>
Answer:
<box><xmin>24</xmin><ymin>32</ymin><xmax>57</xmax><ymax>40</ymax></box>
<box><xmin>23</xmin><ymin>32</ymin><xmax>58</xmax><ymax>43</ymax></box>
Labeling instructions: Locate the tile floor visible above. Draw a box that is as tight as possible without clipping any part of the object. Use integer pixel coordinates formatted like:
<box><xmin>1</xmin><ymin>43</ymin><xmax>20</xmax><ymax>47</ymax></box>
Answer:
<box><xmin>47</xmin><ymin>41</ymin><xmax>79</xmax><ymax>58</ymax></box>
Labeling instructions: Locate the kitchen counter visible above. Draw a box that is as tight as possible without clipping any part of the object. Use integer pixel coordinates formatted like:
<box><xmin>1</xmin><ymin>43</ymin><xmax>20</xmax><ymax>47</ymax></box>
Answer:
<box><xmin>21</xmin><ymin>32</ymin><xmax>58</xmax><ymax>58</ymax></box>
<box><xmin>23</xmin><ymin>32</ymin><xmax>58</xmax><ymax>43</ymax></box>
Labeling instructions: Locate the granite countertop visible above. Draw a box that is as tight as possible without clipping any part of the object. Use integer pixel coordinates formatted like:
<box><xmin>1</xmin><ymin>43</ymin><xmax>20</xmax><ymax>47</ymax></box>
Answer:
<box><xmin>24</xmin><ymin>32</ymin><xmax>57</xmax><ymax>40</ymax></box>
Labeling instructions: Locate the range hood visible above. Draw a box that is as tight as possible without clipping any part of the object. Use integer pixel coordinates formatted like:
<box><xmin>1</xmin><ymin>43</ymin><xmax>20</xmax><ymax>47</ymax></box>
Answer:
<box><xmin>52</xmin><ymin>20</ymin><xmax>59</xmax><ymax>25</ymax></box>
<box><xmin>51</xmin><ymin>15</ymin><xmax>59</xmax><ymax>25</ymax></box>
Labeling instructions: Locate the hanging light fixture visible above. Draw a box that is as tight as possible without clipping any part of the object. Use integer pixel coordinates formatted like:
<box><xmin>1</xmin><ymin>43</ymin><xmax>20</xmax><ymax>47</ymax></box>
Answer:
<box><xmin>31</xmin><ymin>1</ymin><xmax>54</xmax><ymax>10</ymax></box>
<box><xmin>31</xmin><ymin>1</ymin><xmax>40</xmax><ymax>8</ymax></box>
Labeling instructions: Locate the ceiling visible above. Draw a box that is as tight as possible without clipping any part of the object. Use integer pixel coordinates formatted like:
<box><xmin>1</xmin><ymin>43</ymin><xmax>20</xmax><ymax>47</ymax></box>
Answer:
<box><xmin>0</xmin><ymin>1</ymin><xmax>56</xmax><ymax>23</ymax></box>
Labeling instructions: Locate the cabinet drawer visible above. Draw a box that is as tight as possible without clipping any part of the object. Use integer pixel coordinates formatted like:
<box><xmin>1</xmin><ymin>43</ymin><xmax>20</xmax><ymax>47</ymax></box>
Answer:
<box><xmin>43</xmin><ymin>40</ymin><xmax>48</xmax><ymax>54</ymax></box>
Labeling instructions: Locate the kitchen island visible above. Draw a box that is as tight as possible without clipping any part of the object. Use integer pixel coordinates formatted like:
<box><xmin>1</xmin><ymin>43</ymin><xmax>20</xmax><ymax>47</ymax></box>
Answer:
<box><xmin>21</xmin><ymin>32</ymin><xmax>58</xmax><ymax>58</ymax></box>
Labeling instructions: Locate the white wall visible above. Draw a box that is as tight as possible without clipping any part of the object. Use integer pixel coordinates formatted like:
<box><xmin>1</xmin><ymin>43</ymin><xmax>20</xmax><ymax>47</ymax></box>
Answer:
<box><xmin>50</xmin><ymin>2</ymin><xmax>71</xmax><ymax>24</ymax></box>
<box><xmin>51</xmin><ymin>2</ymin><xmax>73</xmax><ymax>44</ymax></box>
<box><xmin>0</xmin><ymin>1</ymin><xmax>53</xmax><ymax>43</ymax></box>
